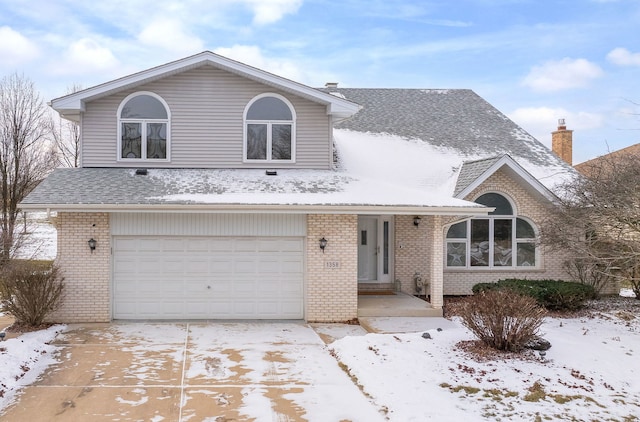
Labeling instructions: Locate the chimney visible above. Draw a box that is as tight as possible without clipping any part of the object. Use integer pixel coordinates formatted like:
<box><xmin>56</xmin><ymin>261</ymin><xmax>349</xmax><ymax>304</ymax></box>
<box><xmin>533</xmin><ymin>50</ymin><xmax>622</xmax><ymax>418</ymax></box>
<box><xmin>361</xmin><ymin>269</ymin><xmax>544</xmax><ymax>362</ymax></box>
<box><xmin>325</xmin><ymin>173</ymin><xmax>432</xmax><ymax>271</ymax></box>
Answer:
<box><xmin>325</xmin><ymin>82</ymin><xmax>338</xmax><ymax>89</ymax></box>
<box><xmin>552</xmin><ymin>118</ymin><xmax>573</xmax><ymax>165</ymax></box>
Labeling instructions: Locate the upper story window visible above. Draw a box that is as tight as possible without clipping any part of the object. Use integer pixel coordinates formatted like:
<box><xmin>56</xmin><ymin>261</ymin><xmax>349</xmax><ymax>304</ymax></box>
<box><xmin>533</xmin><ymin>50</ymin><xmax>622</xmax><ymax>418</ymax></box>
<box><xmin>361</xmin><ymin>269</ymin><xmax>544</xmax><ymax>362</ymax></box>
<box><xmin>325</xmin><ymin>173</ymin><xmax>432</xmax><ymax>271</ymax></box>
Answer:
<box><xmin>117</xmin><ymin>92</ymin><xmax>170</xmax><ymax>161</ymax></box>
<box><xmin>445</xmin><ymin>192</ymin><xmax>537</xmax><ymax>269</ymax></box>
<box><xmin>244</xmin><ymin>94</ymin><xmax>296</xmax><ymax>162</ymax></box>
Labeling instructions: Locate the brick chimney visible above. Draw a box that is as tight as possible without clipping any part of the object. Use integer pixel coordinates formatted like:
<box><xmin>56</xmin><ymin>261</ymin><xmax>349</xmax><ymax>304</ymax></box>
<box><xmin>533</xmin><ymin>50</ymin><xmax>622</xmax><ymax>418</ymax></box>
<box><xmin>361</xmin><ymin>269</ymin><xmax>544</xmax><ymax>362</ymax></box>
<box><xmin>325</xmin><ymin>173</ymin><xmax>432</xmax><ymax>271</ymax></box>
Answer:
<box><xmin>552</xmin><ymin>118</ymin><xmax>573</xmax><ymax>165</ymax></box>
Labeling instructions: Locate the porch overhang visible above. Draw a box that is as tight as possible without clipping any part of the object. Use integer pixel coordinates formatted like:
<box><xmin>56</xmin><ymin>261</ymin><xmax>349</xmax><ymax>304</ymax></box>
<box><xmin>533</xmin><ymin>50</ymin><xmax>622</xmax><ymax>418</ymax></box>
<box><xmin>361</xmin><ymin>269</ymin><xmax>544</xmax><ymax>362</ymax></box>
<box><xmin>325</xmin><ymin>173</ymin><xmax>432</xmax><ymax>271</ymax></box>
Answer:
<box><xmin>19</xmin><ymin>202</ymin><xmax>493</xmax><ymax>217</ymax></box>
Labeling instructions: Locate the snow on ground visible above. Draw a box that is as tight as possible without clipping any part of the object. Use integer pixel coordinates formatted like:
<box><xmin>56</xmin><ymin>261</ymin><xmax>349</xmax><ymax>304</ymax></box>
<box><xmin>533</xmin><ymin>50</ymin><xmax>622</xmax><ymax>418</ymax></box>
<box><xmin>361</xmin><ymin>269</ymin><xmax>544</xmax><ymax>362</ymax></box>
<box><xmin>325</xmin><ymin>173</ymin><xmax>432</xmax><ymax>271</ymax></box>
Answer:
<box><xmin>1</xmin><ymin>300</ymin><xmax>639</xmax><ymax>420</ymax></box>
<box><xmin>14</xmin><ymin>211</ymin><xmax>56</xmax><ymax>260</ymax></box>
<box><xmin>0</xmin><ymin>325</ymin><xmax>65</xmax><ymax>409</ymax></box>
<box><xmin>331</xmin><ymin>310</ymin><xmax>640</xmax><ymax>421</ymax></box>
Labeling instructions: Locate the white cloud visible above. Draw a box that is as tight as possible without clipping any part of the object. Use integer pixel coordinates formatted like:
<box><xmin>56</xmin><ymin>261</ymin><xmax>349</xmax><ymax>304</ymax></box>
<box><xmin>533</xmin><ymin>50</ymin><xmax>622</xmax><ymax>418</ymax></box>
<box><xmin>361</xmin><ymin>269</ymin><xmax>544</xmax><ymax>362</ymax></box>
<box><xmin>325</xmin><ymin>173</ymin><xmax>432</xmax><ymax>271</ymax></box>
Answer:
<box><xmin>54</xmin><ymin>38</ymin><xmax>119</xmax><ymax>76</ymax></box>
<box><xmin>0</xmin><ymin>26</ymin><xmax>39</xmax><ymax>67</ymax></box>
<box><xmin>522</xmin><ymin>58</ymin><xmax>604</xmax><ymax>92</ymax></box>
<box><xmin>508</xmin><ymin>106</ymin><xmax>604</xmax><ymax>147</ymax></box>
<box><xmin>242</xmin><ymin>0</ymin><xmax>303</xmax><ymax>25</ymax></box>
<box><xmin>606</xmin><ymin>47</ymin><xmax>640</xmax><ymax>67</ymax></box>
<box><xmin>138</xmin><ymin>18</ymin><xmax>204</xmax><ymax>55</ymax></box>
<box><xmin>214</xmin><ymin>45</ymin><xmax>304</xmax><ymax>81</ymax></box>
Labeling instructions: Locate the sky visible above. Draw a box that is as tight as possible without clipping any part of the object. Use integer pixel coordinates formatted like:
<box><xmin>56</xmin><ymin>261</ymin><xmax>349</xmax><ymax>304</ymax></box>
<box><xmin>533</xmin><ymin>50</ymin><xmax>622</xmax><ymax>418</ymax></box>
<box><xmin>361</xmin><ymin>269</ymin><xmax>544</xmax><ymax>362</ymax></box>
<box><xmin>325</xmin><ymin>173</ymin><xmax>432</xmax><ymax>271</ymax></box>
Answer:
<box><xmin>0</xmin><ymin>0</ymin><xmax>638</xmax><ymax>164</ymax></box>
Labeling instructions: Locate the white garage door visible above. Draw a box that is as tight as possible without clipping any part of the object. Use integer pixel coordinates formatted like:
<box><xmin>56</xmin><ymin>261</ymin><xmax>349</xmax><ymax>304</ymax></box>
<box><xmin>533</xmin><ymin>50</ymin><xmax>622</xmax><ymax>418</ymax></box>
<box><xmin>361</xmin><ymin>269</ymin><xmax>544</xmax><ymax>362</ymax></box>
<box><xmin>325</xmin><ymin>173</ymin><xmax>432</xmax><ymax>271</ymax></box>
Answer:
<box><xmin>113</xmin><ymin>236</ymin><xmax>304</xmax><ymax>319</ymax></box>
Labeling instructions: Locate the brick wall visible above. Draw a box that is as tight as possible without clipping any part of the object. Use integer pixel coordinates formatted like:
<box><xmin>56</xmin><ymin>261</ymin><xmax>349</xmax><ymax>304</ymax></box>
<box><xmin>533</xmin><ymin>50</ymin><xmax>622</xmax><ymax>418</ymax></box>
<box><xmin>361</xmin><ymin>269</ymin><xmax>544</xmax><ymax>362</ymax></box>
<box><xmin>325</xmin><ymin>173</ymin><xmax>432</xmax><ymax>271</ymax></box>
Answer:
<box><xmin>306</xmin><ymin>214</ymin><xmax>358</xmax><ymax>322</ymax></box>
<box><xmin>443</xmin><ymin>169</ymin><xmax>572</xmax><ymax>295</ymax></box>
<box><xmin>394</xmin><ymin>215</ymin><xmax>429</xmax><ymax>294</ymax></box>
<box><xmin>49</xmin><ymin>212</ymin><xmax>111</xmax><ymax>322</ymax></box>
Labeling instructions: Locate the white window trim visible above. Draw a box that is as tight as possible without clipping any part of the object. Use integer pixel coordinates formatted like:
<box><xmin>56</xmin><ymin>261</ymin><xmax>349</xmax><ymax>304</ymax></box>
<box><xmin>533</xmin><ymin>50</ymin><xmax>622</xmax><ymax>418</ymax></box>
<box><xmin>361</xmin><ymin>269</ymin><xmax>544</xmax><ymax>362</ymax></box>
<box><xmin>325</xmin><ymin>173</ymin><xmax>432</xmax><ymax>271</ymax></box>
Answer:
<box><xmin>444</xmin><ymin>193</ymin><xmax>539</xmax><ymax>270</ymax></box>
<box><xmin>116</xmin><ymin>91</ymin><xmax>171</xmax><ymax>162</ymax></box>
<box><xmin>243</xmin><ymin>93</ymin><xmax>296</xmax><ymax>163</ymax></box>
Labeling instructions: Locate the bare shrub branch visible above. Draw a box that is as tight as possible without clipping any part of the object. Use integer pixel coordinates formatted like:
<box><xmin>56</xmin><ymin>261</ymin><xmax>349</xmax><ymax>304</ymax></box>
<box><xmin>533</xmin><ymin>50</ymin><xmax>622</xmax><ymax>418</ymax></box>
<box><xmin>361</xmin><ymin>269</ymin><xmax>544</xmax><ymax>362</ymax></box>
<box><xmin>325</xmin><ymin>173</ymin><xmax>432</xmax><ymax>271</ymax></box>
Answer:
<box><xmin>0</xmin><ymin>260</ymin><xmax>65</xmax><ymax>326</ymax></box>
<box><xmin>542</xmin><ymin>150</ymin><xmax>640</xmax><ymax>298</ymax></box>
<box><xmin>459</xmin><ymin>290</ymin><xmax>546</xmax><ymax>352</ymax></box>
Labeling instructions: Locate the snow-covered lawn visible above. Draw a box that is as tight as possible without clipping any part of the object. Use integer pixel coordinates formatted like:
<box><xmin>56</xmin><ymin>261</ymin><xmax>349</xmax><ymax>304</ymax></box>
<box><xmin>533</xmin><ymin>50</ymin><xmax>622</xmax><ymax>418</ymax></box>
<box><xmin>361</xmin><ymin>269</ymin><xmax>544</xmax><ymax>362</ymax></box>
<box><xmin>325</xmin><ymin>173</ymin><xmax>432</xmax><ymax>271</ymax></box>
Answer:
<box><xmin>1</xmin><ymin>300</ymin><xmax>639</xmax><ymax>420</ymax></box>
<box><xmin>14</xmin><ymin>211</ymin><xmax>56</xmax><ymax>260</ymax></box>
<box><xmin>332</xmin><ymin>306</ymin><xmax>640</xmax><ymax>421</ymax></box>
<box><xmin>0</xmin><ymin>325</ymin><xmax>65</xmax><ymax>408</ymax></box>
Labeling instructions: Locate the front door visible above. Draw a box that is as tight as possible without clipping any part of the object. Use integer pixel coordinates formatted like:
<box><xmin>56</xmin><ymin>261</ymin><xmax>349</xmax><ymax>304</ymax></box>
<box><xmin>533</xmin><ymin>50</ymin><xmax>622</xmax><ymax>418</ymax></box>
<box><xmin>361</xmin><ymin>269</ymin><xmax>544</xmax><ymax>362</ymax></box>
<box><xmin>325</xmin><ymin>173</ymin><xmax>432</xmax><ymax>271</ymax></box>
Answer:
<box><xmin>357</xmin><ymin>216</ymin><xmax>393</xmax><ymax>283</ymax></box>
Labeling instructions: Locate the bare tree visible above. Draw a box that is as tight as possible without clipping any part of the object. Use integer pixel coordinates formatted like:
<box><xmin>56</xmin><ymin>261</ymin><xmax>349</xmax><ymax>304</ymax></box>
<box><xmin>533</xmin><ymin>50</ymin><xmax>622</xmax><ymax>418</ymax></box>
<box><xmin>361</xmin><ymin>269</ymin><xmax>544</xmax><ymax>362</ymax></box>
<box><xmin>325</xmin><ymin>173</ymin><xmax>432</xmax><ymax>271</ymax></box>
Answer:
<box><xmin>50</xmin><ymin>83</ymin><xmax>82</xmax><ymax>168</ymax></box>
<box><xmin>541</xmin><ymin>151</ymin><xmax>640</xmax><ymax>298</ymax></box>
<box><xmin>0</xmin><ymin>73</ymin><xmax>57</xmax><ymax>264</ymax></box>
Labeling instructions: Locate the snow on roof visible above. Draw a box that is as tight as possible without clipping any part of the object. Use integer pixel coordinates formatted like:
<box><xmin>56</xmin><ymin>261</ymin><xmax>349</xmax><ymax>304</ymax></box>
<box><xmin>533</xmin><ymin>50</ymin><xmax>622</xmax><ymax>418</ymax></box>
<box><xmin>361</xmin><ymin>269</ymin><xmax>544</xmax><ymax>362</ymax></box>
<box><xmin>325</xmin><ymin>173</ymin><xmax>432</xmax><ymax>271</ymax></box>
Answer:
<box><xmin>20</xmin><ymin>166</ymin><xmax>485</xmax><ymax>212</ymax></box>
<box><xmin>334</xmin><ymin>129</ymin><xmax>573</xmax><ymax>202</ymax></box>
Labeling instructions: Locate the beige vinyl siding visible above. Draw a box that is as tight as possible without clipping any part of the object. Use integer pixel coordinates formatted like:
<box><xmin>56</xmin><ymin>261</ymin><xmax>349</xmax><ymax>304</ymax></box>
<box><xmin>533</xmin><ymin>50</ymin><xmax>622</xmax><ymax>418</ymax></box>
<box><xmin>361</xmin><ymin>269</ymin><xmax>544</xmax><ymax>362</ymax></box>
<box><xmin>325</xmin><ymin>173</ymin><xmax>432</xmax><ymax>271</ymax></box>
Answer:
<box><xmin>82</xmin><ymin>66</ymin><xmax>331</xmax><ymax>169</ymax></box>
<box><xmin>110</xmin><ymin>213</ymin><xmax>307</xmax><ymax>237</ymax></box>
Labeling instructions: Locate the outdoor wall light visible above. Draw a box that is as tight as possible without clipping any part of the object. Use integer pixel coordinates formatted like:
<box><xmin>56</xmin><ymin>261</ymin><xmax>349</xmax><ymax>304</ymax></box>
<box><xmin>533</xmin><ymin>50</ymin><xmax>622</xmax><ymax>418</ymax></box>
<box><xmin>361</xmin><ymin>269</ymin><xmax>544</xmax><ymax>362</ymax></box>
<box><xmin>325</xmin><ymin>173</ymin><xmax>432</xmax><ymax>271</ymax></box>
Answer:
<box><xmin>413</xmin><ymin>216</ymin><xmax>422</xmax><ymax>226</ymax></box>
<box><xmin>319</xmin><ymin>237</ymin><xmax>328</xmax><ymax>253</ymax></box>
<box><xmin>88</xmin><ymin>238</ymin><xmax>97</xmax><ymax>252</ymax></box>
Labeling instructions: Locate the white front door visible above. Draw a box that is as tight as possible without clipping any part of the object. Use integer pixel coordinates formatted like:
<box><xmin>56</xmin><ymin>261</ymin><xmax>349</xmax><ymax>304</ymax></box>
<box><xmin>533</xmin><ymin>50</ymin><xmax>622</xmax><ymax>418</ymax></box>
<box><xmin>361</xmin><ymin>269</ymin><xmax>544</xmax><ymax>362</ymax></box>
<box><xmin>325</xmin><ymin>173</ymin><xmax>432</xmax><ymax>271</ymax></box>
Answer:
<box><xmin>357</xmin><ymin>216</ymin><xmax>393</xmax><ymax>283</ymax></box>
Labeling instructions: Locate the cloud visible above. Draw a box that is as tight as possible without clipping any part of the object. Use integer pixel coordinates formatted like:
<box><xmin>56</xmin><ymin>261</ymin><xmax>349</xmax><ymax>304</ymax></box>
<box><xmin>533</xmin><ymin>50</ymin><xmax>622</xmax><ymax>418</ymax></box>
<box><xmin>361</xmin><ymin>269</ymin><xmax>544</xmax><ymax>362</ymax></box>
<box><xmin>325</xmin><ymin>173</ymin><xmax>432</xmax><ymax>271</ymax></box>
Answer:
<box><xmin>214</xmin><ymin>45</ymin><xmax>304</xmax><ymax>81</ymax></box>
<box><xmin>606</xmin><ymin>47</ymin><xmax>640</xmax><ymax>67</ymax></box>
<box><xmin>0</xmin><ymin>26</ymin><xmax>39</xmax><ymax>67</ymax></box>
<box><xmin>55</xmin><ymin>38</ymin><xmax>119</xmax><ymax>75</ymax></box>
<box><xmin>138</xmin><ymin>18</ymin><xmax>204</xmax><ymax>55</ymax></box>
<box><xmin>508</xmin><ymin>106</ymin><xmax>603</xmax><ymax>147</ymax></box>
<box><xmin>522</xmin><ymin>58</ymin><xmax>604</xmax><ymax>92</ymax></box>
<box><xmin>242</xmin><ymin>0</ymin><xmax>303</xmax><ymax>25</ymax></box>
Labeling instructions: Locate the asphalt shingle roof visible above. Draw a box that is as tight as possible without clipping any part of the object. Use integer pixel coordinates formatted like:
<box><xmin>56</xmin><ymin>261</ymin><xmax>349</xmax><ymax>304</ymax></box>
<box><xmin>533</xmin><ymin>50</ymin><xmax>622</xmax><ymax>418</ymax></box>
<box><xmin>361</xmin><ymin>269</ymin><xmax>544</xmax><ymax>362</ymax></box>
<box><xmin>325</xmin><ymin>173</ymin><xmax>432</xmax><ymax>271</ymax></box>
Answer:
<box><xmin>453</xmin><ymin>156</ymin><xmax>503</xmax><ymax>197</ymax></box>
<box><xmin>321</xmin><ymin>88</ymin><xmax>570</xmax><ymax>168</ymax></box>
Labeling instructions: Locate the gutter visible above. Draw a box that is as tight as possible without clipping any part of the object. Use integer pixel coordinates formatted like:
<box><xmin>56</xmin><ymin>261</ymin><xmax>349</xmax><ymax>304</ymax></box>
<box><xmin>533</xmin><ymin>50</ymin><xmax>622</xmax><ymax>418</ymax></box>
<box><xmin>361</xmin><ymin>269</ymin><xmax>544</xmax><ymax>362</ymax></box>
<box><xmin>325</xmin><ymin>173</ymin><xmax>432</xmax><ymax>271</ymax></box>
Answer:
<box><xmin>19</xmin><ymin>203</ymin><xmax>492</xmax><ymax>216</ymax></box>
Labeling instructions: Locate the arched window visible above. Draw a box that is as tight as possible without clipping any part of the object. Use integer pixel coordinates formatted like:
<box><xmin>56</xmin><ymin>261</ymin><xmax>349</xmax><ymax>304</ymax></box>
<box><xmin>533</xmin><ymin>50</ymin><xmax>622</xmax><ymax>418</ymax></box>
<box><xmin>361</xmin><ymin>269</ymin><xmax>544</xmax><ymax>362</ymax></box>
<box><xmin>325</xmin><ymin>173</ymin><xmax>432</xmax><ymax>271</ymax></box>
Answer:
<box><xmin>244</xmin><ymin>94</ymin><xmax>296</xmax><ymax>162</ymax></box>
<box><xmin>445</xmin><ymin>192</ymin><xmax>537</xmax><ymax>268</ymax></box>
<box><xmin>117</xmin><ymin>92</ymin><xmax>170</xmax><ymax>161</ymax></box>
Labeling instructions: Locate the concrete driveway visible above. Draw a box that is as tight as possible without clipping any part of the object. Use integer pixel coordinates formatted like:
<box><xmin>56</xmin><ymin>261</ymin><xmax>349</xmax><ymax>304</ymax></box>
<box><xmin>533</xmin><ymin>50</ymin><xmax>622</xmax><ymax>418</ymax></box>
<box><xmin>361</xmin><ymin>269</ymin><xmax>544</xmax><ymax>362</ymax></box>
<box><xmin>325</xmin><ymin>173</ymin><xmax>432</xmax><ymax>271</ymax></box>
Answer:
<box><xmin>2</xmin><ymin>322</ymin><xmax>385</xmax><ymax>421</ymax></box>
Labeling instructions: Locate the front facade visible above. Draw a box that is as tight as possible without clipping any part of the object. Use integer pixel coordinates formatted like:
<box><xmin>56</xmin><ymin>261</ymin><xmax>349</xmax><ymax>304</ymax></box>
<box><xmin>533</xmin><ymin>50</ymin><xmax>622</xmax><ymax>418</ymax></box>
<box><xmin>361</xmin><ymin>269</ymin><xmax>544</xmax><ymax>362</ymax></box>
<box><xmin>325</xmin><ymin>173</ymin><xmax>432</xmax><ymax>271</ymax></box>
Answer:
<box><xmin>22</xmin><ymin>52</ymin><xmax>577</xmax><ymax>323</ymax></box>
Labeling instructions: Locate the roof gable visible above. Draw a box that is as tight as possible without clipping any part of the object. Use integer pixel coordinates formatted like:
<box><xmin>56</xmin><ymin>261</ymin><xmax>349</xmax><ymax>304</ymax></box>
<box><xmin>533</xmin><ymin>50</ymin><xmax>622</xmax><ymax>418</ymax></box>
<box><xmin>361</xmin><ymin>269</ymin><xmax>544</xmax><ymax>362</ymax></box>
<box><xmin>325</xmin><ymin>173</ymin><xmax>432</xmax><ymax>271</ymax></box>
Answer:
<box><xmin>51</xmin><ymin>51</ymin><xmax>360</xmax><ymax>121</ymax></box>
<box><xmin>455</xmin><ymin>155</ymin><xmax>557</xmax><ymax>202</ymax></box>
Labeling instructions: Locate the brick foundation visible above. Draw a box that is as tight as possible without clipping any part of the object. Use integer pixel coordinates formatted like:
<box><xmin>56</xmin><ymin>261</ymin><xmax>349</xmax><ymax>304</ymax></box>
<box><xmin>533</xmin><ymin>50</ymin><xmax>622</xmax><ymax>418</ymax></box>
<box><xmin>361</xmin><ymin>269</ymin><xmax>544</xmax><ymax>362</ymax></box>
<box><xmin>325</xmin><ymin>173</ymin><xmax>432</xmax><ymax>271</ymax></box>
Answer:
<box><xmin>50</xmin><ymin>212</ymin><xmax>111</xmax><ymax>323</ymax></box>
<box><xmin>305</xmin><ymin>214</ymin><xmax>358</xmax><ymax>322</ymax></box>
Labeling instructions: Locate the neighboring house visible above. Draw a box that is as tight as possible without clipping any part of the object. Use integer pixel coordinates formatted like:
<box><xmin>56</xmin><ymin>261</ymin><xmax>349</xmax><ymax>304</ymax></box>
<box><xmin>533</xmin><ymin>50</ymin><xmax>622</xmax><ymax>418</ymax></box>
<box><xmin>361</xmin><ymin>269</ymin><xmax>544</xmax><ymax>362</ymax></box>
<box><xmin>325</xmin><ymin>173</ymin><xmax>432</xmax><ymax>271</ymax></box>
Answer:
<box><xmin>21</xmin><ymin>51</ymin><xmax>577</xmax><ymax>323</ymax></box>
<box><xmin>574</xmin><ymin>143</ymin><xmax>640</xmax><ymax>176</ymax></box>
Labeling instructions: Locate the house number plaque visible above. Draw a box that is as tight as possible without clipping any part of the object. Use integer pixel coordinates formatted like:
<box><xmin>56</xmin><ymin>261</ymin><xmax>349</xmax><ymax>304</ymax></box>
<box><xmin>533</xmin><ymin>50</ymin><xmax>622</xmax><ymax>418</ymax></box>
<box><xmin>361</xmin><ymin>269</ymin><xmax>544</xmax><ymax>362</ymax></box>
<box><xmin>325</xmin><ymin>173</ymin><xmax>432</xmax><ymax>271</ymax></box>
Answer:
<box><xmin>324</xmin><ymin>261</ymin><xmax>340</xmax><ymax>269</ymax></box>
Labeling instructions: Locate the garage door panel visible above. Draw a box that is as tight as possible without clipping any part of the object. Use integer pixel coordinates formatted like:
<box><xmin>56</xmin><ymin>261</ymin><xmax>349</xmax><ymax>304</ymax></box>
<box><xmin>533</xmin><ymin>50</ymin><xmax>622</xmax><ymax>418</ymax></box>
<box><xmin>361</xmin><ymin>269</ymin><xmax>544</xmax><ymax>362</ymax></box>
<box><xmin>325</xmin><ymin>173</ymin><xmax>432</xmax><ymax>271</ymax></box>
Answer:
<box><xmin>137</xmin><ymin>238</ymin><xmax>163</xmax><ymax>252</ymax></box>
<box><xmin>185</xmin><ymin>259</ymin><xmax>209</xmax><ymax>274</ymax></box>
<box><xmin>209</xmin><ymin>239</ymin><xmax>233</xmax><ymax>251</ymax></box>
<box><xmin>280</xmin><ymin>239</ymin><xmax>304</xmax><ymax>251</ymax></box>
<box><xmin>163</xmin><ymin>259</ymin><xmax>186</xmax><ymax>273</ymax></box>
<box><xmin>162</xmin><ymin>238</ymin><xmax>187</xmax><ymax>251</ymax></box>
<box><xmin>113</xmin><ymin>235</ymin><xmax>303</xmax><ymax>319</ymax></box>
<box><xmin>257</xmin><ymin>239</ymin><xmax>281</xmax><ymax>252</ymax></box>
<box><xmin>234</xmin><ymin>239</ymin><xmax>258</xmax><ymax>252</ymax></box>
<box><xmin>234</xmin><ymin>260</ymin><xmax>258</xmax><ymax>273</ymax></box>
<box><xmin>186</xmin><ymin>238</ymin><xmax>210</xmax><ymax>252</ymax></box>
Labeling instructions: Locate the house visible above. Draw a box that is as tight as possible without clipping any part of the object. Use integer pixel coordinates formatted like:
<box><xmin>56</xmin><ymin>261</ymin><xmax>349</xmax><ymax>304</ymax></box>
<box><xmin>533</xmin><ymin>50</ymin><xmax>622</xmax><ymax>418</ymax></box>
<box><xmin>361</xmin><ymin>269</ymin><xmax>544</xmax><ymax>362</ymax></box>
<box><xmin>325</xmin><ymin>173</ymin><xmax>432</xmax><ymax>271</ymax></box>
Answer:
<box><xmin>20</xmin><ymin>51</ymin><xmax>577</xmax><ymax>323</ymax></box>
<box><xmin>574</xmin><ymin>143</ymin><xmax>640</xmax><ymax>176</ymax></box>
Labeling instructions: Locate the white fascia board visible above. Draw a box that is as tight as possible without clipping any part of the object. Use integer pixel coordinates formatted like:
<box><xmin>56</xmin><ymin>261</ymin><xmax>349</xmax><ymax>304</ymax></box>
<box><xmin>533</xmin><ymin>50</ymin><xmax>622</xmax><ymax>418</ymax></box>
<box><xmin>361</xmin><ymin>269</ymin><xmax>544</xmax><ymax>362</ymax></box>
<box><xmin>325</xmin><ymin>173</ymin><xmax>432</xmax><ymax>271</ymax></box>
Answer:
<box><xmin>18</xmin><ymin>202</ymin><xmax>492</xmax><ymax>216</ymax></box>
<box><xmin>50</xmin><ymin>51</ymin><xmax>361</xmax><ymax>118</ymax></box>
<box><xmin>456</xmin><ymin>155</ymin><xmax>556</xmax><ymax>202</ymax></box>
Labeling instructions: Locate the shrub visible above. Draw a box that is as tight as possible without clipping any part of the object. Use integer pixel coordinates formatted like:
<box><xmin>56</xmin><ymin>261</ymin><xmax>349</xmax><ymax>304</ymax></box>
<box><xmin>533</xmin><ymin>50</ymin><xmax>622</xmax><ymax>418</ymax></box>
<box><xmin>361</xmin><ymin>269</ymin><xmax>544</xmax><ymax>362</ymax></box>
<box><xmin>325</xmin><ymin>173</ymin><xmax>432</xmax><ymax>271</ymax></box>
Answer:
<box><xmin>0</xmin><ymin>260</ymin><xmax>65</xmax><ymax>326</ymax></box>
<box><xmin>472</xmin><ymin>279</ymin><xmax>596</xmax><ymax>311</ymax></box>
<box><xmin>459</xmin><ymin>289</ymin><xmax>546</xmax><ymax>352</ymax></box>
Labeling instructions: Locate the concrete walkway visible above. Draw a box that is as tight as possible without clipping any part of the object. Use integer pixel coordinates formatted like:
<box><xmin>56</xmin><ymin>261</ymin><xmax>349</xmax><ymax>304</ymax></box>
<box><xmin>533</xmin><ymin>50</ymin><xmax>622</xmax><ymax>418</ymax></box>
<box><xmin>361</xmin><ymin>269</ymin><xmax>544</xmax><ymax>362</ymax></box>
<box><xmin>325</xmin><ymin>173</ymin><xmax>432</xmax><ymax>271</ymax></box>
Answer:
<box><xmin>2</xmin><ymin>322</ymin><xmax>385</xmax><ymax>422</ymax></box>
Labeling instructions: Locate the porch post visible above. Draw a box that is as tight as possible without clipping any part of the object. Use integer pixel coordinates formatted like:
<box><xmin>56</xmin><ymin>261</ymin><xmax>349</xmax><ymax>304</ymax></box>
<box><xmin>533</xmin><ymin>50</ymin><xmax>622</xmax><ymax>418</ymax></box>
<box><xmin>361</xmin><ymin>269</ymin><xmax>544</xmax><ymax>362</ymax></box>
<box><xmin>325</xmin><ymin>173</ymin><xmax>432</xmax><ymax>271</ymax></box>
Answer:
<box><xmin>429</xmin><ymin>215</ymin><xmax>444</xmax><ymax>309</ymax></box>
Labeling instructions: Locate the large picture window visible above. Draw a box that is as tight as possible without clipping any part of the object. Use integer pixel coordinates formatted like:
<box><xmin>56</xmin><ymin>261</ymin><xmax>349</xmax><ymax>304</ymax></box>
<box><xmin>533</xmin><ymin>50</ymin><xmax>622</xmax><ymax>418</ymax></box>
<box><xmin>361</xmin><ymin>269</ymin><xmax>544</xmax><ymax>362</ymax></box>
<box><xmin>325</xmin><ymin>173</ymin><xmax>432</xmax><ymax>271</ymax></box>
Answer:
<box><xmin>446</xmin><ymin>193</ymin><xmax>537</xmax><ymax>268</ymax></box>
<box><xmin>117</xmin><ymin>92</ymin><xmax>170</xmax><ymax>161</ymax></box>
<box><xmin>244</xmin><ymin>94</ymin><xmax>295</xmax><ymax>162</ymax></box>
